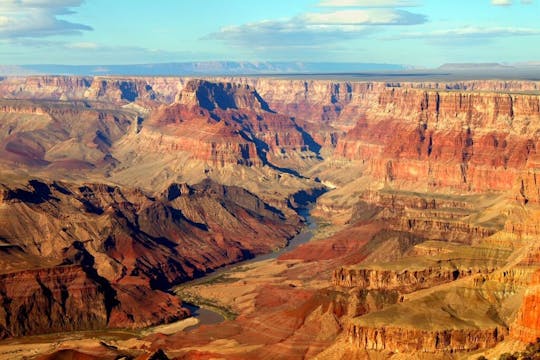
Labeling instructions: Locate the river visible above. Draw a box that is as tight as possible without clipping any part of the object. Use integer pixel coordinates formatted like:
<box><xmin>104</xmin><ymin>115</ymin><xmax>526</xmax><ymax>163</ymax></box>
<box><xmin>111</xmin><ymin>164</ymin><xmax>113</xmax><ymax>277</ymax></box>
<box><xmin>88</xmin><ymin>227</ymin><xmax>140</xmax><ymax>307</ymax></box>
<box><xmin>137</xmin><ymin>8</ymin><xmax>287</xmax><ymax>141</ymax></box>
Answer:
<box><xmin>180</xmin><ymin>206</ymin><xmax>317</xmax><ymax>330</ymax></box>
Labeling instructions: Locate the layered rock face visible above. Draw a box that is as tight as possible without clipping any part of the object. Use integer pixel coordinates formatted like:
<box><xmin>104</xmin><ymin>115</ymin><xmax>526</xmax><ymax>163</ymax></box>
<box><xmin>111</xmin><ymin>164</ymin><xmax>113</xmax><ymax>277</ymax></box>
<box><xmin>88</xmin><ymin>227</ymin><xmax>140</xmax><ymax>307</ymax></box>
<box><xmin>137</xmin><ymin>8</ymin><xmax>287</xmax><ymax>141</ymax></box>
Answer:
<box><xmin>0</xmin><ymin>178</ymin><xmax>300</xmax><ymax>337</ymax></box>
<box><xmin>347</xmin><ymin>325</ymin><xmax>506</xmax><ymax>352</ymax></box>
<box><xmin>140</xmin><ymin>79</ymin><xmax>320</xmax><ymax>169</ymax></box>
<box><xmin>333</xmin><ymin>265</ymin><xmax>494</xmax><ymax>291</ymax></box>
<box><xmin>0</xmin><ymin>99</ymin><xmax>136</xmax><ymax>170</ymax></box>
<box><xmin>0</xmin><ymin>266</ymin><xmax>110</xmax><ymax>338</ymax></box>
<box><xmin>320</xmin><ymin>90</ymin><xmax>539</xmax><ymax>356</ymax></box>
<box><xmin>1</xmin><ymin>76</ymin><xmax>540</xmax><ymax>358</ymax></box>
<box><xmin>335</xmin><ymin>88</ymin><xmax>540</xmax><ymax>194</ymax></box>
<box><xmin>0</xmin><ymin>76</ymin><xmax>185</xmax><ymax>105</ymax></box>
<box><xmin>511</xmin><ymin>248</ymin><xmax>540</xmax><ymax>343</ymax></box>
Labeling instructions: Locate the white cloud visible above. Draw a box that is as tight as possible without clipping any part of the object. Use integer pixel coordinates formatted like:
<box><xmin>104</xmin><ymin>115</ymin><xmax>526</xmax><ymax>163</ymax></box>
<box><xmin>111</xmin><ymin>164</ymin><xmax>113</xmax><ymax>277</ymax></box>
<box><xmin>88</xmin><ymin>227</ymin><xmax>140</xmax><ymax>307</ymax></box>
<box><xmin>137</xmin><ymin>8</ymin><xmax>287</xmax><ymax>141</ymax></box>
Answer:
<box><xmin>491</xmin><ymin>0</ymin><xmax>535</xmax><ymax>4</ymax></box>
<box><xmin>0</xmin><ymin>0</ymin><xmax>91</xmax><ymax>38</ymax></box>
<box><xmin>301</xmin><ymin>9</ymin><xmax>425</xmax><ymax>25</ymax></box>
<box><xmin>491</xmin><ymin>0</ymin><xmax>512</xmax><ymax>5</ymax></box>
<box><xmin>67</xmin><ymin>41</ymin><xmax>99</xmax><ymax>49</ymax></box>
<box><xmin>208</xmin><ymin>9</ymin><xmax>426</xmax><ymax>50</ymax></box>
<box><xmin>207</xmin><ymin>20</ymin><xmax>369</xmax><ymax>48</ymax></box>
<box><xmin>318</xmin><ymin>0</ymin><xmax>418</xmax><ymax>7</ymax></box>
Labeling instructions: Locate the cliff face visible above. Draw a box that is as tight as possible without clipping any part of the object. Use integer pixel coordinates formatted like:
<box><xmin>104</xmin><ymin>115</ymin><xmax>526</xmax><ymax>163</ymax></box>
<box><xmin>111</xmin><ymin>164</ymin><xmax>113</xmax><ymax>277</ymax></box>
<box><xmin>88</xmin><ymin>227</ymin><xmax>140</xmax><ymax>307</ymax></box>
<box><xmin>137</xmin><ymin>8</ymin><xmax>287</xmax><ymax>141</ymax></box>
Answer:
<box><xmin>333</xmin><ymin>265</ymin><xmax>494</xmax><ymax>292</ymax></box>
<box><xmin>0</xmin><ymin>76</ymin><xmax>92</xmax><ymax>100</ymax></box>
<box><xmin>176</xmin><ymin>79</ymin><xmax>271</xmax><ymax>111</ymax></box>
<box><xmin>511</xmin><ymin>253</ymin><xmax>540</xmax><ymax>343</ymax></box>
<box><xmin>140</xmin><ymin>79</ymin><xmax>319</xmax><ymax>169</ymax></box>
<box><xmin>0</xmin><ymin>266</ymin><xmax>108</xmax><ymax>338</ymax></box>
<box><xmin>335</xmin><ymin>88</ymin><xmax>540</xmax><ymax>194</ymax></box>
<box><xmin>0</xmin><ymin>178</ymin><xmax>300</xmax><ymax>336</ymax></box>
<box><xmin>142</xmin><ymin>103</ymin><xmax>263</xmax><ymax>167</ymax></box>
<box><xmin>0</xmin><ymin>76</ymin><xmax>185</xmax><ymax>105</ymax></box>
<box><xmin>1</xmin><ymin>75</ymin><xmax>538</xmax><ymax>120</ymax></box>
<box><xmin>0</xmin><ymin>265</ymin><xmax>187</xmax><ymax>339</ymax></box>
<box><xmin>347</xmin><ymin>325</ymin><xmax>506</xmax><ymax>353</ymax></box>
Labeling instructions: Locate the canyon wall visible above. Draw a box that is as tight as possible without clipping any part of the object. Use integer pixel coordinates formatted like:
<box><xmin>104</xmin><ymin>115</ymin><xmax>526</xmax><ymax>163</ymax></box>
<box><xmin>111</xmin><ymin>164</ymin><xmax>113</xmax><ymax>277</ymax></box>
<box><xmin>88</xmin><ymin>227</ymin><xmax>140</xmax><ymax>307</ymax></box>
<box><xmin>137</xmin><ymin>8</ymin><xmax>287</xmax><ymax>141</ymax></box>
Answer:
<box><xmin>0</xmin><ymin>178</ymin><xmax>300</xmax><ymax>337</ymax></box>
<box><xmin>140</xmin><ymin>80</ymin><xmax>317</xmax><ymax>168</ymax></box>
<box><xmin>347</xmin><ymin>325</ymin><xmax>507</xmax><ymax>353</ymax></box>
<box><xmin>335</xmin><ymin>88</ymin><xmax>540</xmax><ymax>194</ymax></box>
<box><xmin>333</xmin><ymin>265</ymin><xmax>495</xmax><ymax>292</ymax></box>
<box><xmin>1</xmin><ymin>76</ymin><xmax>540</xmax><ymax>356</ymax></box>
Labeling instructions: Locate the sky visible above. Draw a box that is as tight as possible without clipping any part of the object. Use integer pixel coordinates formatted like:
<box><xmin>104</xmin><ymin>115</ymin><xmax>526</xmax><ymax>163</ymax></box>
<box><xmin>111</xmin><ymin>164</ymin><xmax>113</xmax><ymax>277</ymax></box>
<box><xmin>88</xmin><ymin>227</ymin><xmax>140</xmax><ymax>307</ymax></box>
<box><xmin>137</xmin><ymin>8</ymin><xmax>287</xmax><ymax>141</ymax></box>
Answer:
<box><xmin>0</xmin><ymin>0</ymin><xmax>539</xmax><ymax>67</ymax></box>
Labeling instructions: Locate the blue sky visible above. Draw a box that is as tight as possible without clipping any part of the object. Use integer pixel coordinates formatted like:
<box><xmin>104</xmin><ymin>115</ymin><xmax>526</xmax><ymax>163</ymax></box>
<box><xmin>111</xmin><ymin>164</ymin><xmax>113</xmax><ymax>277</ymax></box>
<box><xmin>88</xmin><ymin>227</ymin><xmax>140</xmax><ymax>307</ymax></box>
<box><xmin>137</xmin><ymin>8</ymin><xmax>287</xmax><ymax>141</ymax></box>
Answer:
<box><xmin>0</xmin><ymin>0</ymin><xmax>538</xmax><ymax>67</ymax></box>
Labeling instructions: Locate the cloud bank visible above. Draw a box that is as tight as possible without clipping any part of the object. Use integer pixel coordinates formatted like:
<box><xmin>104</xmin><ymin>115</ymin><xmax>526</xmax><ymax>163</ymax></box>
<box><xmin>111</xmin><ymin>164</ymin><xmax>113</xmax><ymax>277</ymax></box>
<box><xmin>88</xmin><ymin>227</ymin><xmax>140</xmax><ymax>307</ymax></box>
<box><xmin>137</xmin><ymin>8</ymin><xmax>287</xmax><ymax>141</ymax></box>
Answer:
<box><xmin>208</xmin><ymin>8</ymin><xmax>427</xmax><ymax>49</ymax></box>
<box><xmin>491</xmin><ymin>0</ymin><xmax>534</xmax><ymax>5</ymax></box>
<box><xmin>318</xmin><ymin>0</ymin><xmax>418</xmax><ymax>7</ymax></box>
<box><xmin>0</xmin><ymin>0</ymin><xmax>92</xmax><ymax>39</ymax></box>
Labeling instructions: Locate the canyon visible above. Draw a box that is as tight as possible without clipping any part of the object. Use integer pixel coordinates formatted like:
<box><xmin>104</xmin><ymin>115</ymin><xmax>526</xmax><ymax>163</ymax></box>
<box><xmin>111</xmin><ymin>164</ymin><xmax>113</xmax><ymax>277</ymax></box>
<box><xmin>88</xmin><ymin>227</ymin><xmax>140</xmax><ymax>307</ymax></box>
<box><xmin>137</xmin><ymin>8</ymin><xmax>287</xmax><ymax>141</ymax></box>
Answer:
<box><xmin>0</xmin><ymin>75</ymin><xmax>539</xmax><ymax>359</ymax></box>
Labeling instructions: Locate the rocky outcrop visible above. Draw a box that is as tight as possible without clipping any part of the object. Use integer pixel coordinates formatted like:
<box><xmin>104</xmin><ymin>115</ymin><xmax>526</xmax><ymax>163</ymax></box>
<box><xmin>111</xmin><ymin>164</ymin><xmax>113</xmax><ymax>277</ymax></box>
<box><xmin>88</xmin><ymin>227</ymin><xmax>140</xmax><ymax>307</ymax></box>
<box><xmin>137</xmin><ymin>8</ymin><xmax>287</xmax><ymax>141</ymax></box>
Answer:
<box><xmin>0</xmin><ymin>76</ymin><xmax>92</xmax><ymax>100</ymax></box>
<box><xmin>353</xmin><ymin>190</ymin><xmax>501</xmax><ymax>245</ymax></box>
<box><xmin>0</xmin><ymin>262</ymin><xmax>188</xmax><ymax>339</ymax></box>
<box><xmin>347</xmin><ymin>325</ymin><xmax>507</xmax><ymax>352</ymax></box>
<box><xmin>142</xmin><ymin>101</ymin><xmax>263</xmax><ymax>167</ymax></box>
<box><xmin>176</xmin><ymin>79</ymin><xmax>271</xmax><ymax>112</ymax></box>
<box><xmin>0</xmin><ymin>101</ymin><xmax>47</xmax><ymax>115</ymax></box>
<box><xmin>0</xmin><ymin>99</ymin><xmax>135</xmax><ymax>169</ymax></box>
<box><xmin>0</xmin><ymin>178</ymin><xmax>300</xmax><ymax>336</ymax></box>
<box><xmin>0</xmin><ymin>76</ymin><xmax>184</xmax><ymax>105</ymax></box>
<box><xmin>335</xmin><ymin>87</ymin><xmax>540</xmax><ymax>193</ymax></box>
<box><xmin>358</xmin><ymin>190</ymin><xmax>476</xmax><ymax>213</ymax></box>
<box><xmin>0</xmin><ymin>265</ymin><xmax>109</xmax><ymax>338</ymax></box>
<box><xmin>511</xmin><ymin>256</ymin><xmax>540</xmax><ymax>343</ymax></box>
<box><xmin>391</xmin><ymin>217</ymin><xmax>496</xmax><ymax>244</ymax></box>
<box><xmin>333</xmin><ymin>265</ymin><xmax>494</xmax><ymax>292</ymax></box>
<box><xmin>141</xmin><ymin>79</ymin><xmax>320</xmax><ymax>168</ymax></box>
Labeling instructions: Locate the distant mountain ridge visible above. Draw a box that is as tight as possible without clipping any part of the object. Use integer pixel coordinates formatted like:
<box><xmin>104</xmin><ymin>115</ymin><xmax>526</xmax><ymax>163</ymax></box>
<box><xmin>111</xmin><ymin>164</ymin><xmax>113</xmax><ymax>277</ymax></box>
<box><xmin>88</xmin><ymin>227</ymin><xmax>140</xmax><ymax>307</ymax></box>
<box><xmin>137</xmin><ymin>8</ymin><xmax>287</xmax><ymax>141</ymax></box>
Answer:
<box><xmin>438</xmin><ymin>63</ymin><xmax>514</xmax><ymax>70</ymax></box>
<box><xmin>0</xmin><ymin>62</ymin><xmax>406</xmax><ymax>76</ymax></box>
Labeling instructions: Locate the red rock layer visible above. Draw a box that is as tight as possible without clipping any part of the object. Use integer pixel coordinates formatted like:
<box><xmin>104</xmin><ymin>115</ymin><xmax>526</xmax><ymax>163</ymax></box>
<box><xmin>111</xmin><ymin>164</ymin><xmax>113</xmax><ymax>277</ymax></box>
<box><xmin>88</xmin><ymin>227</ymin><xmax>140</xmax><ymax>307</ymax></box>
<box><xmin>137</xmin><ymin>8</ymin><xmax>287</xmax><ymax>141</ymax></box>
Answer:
<box><xmin>0</xmin><ymin>179</ymin><xmax>300</xmax><ymax>337</ymax></box>
<box><xmin>144</xmin><ymin>104</ymin><xmax>262</xmax><ymax>167</ymax></box>
<box><xmin>336</xmin><ymin>88</ymin><xmax>540</xmax><ymax>193</ymax></box>
<box><xmin>347</xmin><ymin>325</ymin><xmax>507</xmax><ymax>352</ymax></box>
<box><xmin>511</xmin><ymin>263</ymin><xmax>540</xmax><ymax>342</ymax></box>
<box><xmin>333</xmin><ymin>265</ymin><xmax>494</xmax><ymax>291</ymax></box>
<box><xmin>220</xmin><ymin>79</ymin><xmax>538</xmax><ymax>126</ymax></box>
<box><xmin>142</xmin><ymin>79</ymin><xmax>319</xmax><ymax>167</ymax></box>
<box><xmin>0</xmin><ymin>265</ymin><xmax>109</xmax><ymax>337</ymax></box>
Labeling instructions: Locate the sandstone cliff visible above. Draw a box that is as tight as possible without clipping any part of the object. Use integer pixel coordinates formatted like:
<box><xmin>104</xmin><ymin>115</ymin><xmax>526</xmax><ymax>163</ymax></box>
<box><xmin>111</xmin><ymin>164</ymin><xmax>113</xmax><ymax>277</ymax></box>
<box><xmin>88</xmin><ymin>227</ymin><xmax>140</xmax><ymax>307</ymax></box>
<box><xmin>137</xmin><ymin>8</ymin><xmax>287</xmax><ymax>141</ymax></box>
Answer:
<box><xmin>139</xmin><ymin>79</ymin><xmax>320</xmax><ymax>169</ymax></box>
<box><xmin>0</xmin><ymin>178</ymin><xmax>300</xmax><ymax>336</ymax></box>
<box><xmin>333</xmin><ymin>265</ymin><xmax>495</xmax><ymax>292</ymax></box>
<box><xmin>335</xmin><ymin>87</ymin><xmax>540</xmax><ymax>195</ymax></box>
<box><xmin>347</xmin><ymin>325</ymin><xmax>506</xmax><ymax>353</ymax></box>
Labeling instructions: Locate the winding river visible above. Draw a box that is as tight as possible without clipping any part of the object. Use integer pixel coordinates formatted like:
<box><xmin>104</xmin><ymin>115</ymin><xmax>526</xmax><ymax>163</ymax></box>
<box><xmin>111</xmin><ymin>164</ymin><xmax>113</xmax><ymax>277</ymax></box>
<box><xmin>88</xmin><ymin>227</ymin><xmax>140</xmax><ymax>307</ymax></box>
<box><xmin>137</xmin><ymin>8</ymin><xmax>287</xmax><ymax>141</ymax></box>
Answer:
<box><xmin>180</xmin><ymin>206</ymin><xmax>317</xmax><ymax>330</ymax></box>
<box><xmin>0</xmin><ymin>209</ymin><xmax>319</xmax><ymax>344</ymax></box>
